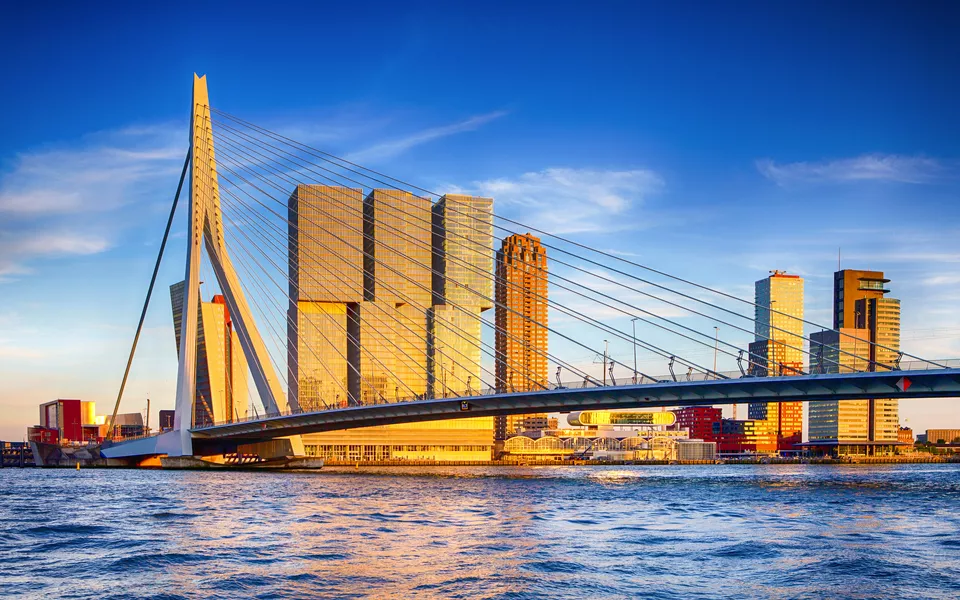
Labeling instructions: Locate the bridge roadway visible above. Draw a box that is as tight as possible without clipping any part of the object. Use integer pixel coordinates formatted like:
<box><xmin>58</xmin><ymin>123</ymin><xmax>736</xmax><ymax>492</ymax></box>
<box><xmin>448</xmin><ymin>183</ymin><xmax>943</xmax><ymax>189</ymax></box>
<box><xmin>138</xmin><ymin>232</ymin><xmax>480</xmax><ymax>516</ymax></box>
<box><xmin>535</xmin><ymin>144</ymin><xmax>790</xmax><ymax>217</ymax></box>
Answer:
<box><xmin>173</xmin><ymin>368</ymin><xmax>960</xmax><ymax>454</ymax></box>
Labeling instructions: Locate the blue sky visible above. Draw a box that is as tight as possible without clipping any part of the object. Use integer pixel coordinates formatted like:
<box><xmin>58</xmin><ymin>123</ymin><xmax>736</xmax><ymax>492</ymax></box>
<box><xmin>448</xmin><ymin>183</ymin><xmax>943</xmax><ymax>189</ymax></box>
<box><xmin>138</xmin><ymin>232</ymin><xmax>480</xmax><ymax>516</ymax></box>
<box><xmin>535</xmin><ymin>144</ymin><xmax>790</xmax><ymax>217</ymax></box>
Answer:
<box><xmin>2</xmin><ymin>1</ymin><xmax>959</xmax><ymax>439</ymax></box>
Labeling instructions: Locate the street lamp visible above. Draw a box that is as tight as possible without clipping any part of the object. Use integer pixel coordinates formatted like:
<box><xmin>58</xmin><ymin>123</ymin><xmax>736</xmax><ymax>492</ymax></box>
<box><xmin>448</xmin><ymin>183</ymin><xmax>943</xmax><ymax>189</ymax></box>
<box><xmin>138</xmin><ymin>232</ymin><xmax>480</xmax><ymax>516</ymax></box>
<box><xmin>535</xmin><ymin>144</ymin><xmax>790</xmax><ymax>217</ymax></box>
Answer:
<box><xmin>603</xmin><ymin>339</ymin><xmax>609</xmax><ymax>386</ymax></box>
<box><xmin>631</xmin><ymin>317</ymin><xmax>640</xmax><ymax>384</ymax></box>
<box><xmin>713</xmin><ymin>326</ymin><xmax>719</xmax><ymax>379</ymax></box>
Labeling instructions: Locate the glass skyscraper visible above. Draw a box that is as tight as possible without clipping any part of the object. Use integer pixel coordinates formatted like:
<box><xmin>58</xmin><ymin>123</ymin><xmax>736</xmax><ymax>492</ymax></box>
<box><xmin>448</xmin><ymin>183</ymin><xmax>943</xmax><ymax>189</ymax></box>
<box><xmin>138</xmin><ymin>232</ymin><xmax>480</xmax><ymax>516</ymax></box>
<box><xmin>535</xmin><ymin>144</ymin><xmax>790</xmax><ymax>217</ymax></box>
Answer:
<box><xmin>289</xmin><ymin>187</ymin><xmax>495</xmax><ymax>461</ymax></box>
<box><xmin>807</xmin><ymin>269</ymin><xmax>901</xmax><ymax>455</ymax></box>
<box><xmin>747</xmin><ymin>271</ymin><xmax>804</xmax><ymax>451</ymax></box>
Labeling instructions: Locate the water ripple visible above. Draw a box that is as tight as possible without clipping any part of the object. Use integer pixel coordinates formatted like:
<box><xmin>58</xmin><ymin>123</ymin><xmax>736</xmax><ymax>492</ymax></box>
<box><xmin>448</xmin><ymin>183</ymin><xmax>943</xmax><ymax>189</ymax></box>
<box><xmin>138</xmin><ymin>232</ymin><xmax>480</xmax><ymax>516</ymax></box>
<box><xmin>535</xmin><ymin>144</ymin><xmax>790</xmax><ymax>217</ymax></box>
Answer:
<box><xmin>1</xmin><ymin>464</ymin><xmax>959</xmax><ymax>598</ymax></box>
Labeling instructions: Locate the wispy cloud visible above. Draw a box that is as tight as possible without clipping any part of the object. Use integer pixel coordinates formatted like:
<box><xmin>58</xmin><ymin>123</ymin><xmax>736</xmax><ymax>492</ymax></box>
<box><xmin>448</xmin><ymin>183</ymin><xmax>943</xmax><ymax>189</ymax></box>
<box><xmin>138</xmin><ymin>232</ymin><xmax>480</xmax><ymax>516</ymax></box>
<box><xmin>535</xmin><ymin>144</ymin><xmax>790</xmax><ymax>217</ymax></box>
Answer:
<box><xmin>0</xmin><ymin>124</ymin><xmax>183</xmax><ymax>281</ymax></box>
<box><xmin>346</xmin><ymin>111</ymin><xmax>507</xmax><ymax>163</ymax></box>
<box><xmin>0</xmin><ymin>231</ymin><xmax>110</xmax><ymax>282</ymax></box>
<box><xmin>461</xmin><ymin>167</ymin><xmax>664</xmax><ymax>235</ymax></box>
<box><xmin>756</xmin><ymin>154</ymin><xmax>951</xmax><ymax>186</ymax></box>
<box><xmin>0</xmin><ymin>124</ymin><xmax>184</xmax><ymax>215</ymax></box>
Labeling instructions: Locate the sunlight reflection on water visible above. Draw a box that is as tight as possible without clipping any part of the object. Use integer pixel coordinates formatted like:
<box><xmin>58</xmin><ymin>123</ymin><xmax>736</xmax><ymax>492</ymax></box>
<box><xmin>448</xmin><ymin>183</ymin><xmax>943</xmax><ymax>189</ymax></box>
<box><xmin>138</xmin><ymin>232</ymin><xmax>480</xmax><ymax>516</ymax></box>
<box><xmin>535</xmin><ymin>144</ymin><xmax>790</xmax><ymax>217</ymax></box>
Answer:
<box><xmin>1</xmin><ymin>464</ymin><xmax>959</xmax><ymax>599</ymax></box>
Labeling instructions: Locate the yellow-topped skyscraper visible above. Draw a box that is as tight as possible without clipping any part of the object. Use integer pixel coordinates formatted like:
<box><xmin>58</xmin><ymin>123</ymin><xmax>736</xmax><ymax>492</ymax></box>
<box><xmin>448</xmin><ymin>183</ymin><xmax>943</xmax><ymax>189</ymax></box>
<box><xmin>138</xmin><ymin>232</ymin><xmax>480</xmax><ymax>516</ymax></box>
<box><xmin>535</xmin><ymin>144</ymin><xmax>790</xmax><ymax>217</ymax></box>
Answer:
<box><xmin>747</xmin><ymin>271</ymin><xmax>804</xmax><ymax>451</ymax></box>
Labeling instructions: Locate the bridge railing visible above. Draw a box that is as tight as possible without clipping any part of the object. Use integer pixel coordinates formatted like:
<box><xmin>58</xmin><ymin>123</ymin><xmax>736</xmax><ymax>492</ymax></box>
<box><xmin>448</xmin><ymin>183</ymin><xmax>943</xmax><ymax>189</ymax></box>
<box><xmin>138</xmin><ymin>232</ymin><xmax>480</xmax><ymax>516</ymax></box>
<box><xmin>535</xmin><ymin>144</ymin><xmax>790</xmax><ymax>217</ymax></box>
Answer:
<box><xmin>192</xmin><ymin>358</ymin><xmax>958</xmax><ymax>430</ymax></box>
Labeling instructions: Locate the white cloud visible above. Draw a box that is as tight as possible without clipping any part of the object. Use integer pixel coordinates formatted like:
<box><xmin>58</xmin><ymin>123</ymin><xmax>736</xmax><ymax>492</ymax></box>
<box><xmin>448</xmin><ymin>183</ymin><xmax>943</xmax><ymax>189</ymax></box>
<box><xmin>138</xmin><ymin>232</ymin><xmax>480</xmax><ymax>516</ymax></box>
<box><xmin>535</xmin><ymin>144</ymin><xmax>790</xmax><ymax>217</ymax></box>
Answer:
<box><xmin>923</xmin><ymin>274</ymin><xmax>960</xmax><ymax>286</ymax></box>
<box><xmin>756</xmin><ymin>154</ymin><xmax>951</xmax><ymax>186</ymax></box>
<box><xmin>0</xmin><ymin>125</ymin><xmax>184</xmax><ymax>215</ymax></box>
<box><xmin>465</xmin><ymin>167</ymin><xmax>664</xmax><ymax>235</ymax></box>
<box><xmin>346</xmin><ymin>111</ymin><xmax>507</xmax><ymax>163</ymax></box>
<box><xmin>0</xmin><ymin>124</ymin><xmax>183</xmax><ymax>281</ymax></box>
<box><xmin>0</xmin><ymin>231</ymin><xmax>110</xmax><ymax>282</ymax></box>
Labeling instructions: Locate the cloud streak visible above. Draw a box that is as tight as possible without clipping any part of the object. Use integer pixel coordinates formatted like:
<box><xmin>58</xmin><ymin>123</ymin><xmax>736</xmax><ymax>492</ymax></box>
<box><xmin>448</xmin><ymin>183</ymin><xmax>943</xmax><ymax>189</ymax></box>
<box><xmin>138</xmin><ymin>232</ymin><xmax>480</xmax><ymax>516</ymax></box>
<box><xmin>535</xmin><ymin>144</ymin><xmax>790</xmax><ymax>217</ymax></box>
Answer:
<box><xmin>756</xmin><ymin>154</ymin><xmax>951</xmax><ymax>186</ymax></box>
<box><xmin>463</xmin><ymin>167</ymin><xmax>664</xmax><ymax>235</ymax></box>
<box><xmin>346</xmin><ymin>111</ymin><xmax>507</xmax><ymax>163</ymax></box>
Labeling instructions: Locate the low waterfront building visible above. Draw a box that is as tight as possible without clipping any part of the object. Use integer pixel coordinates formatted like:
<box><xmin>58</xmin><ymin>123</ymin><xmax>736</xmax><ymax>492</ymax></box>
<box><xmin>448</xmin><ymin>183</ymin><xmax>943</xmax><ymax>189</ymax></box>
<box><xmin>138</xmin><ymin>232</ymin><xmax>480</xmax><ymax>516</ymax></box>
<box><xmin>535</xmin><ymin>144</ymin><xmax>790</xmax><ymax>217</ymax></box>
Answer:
<box><xmin>672</xmin><ymin>406</ymin><xmax>781</xmax><ymax>456</ymax></box>
<box><xmin>301</xmin><ymin>417</ymin><xmax>494</xmax><ymax>462</ymax></box>
<box><xmin>715</xmin><ymin>419</ymin><xmax>779</xmax><ymax>455</ymax></box>
<box><xmin>926</xmin><ymin>429</ymin><xmax>960</xmax><ymax>445</ymax></box>
<box><xmin>502</xmin><ymin>410</ymin><xmax>687</xmax><ymax>460</ymax></box>
<box><xmin>95</xmin><ymin>413</ymin><xmax>145</xmax><ymax>439</ymax></box>
<box><xmin>898</xmin><ymin>427</ymin><xmax>914</xmax><ymax>445</ymax></box>
<box><xmin>33</xmin><ymin>399</ymin><xmax>98</xmax><ymax>445</ymax></box>
<box><xmin>677</xmin><ymin>440</ymin><xmax>717</xmax><ymax>461</ymax></box>
<box><xmin>502</xmin><ymin>429</ymin><xmax>690</xmax><ymax>461</ymax></box>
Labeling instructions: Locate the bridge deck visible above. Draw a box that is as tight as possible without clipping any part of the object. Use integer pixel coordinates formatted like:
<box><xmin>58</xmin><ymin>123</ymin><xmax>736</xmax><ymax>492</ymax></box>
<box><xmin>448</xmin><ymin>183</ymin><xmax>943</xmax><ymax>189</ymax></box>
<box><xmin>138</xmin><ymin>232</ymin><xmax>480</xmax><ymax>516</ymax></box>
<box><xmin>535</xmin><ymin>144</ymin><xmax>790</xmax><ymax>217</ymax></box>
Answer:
<box><xmin>190</xmin><ymin>369</ymin><xmax>960</xmax><ymax>445</ymax></box>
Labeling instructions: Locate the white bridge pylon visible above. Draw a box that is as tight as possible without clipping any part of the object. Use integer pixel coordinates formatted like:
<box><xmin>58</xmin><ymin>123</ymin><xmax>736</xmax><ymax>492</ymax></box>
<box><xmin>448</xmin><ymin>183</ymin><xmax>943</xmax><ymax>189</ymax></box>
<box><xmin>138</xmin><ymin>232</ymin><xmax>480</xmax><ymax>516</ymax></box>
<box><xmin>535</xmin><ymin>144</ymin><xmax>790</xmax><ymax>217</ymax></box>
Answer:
<box><xmin>170</xmin><ymin>74</ymin><xmax>299</xmax><ymax>457</ymax></box>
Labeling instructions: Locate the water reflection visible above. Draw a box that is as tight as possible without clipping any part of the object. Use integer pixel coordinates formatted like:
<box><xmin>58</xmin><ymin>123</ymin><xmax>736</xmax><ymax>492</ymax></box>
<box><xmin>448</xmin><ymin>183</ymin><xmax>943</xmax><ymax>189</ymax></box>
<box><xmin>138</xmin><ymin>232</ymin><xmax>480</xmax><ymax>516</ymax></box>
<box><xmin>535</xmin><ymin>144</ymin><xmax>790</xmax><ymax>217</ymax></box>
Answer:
<box><xmin>1</xmin><ymin>465</ymin><xmax>959</xmax><ymax>598</ymax></box>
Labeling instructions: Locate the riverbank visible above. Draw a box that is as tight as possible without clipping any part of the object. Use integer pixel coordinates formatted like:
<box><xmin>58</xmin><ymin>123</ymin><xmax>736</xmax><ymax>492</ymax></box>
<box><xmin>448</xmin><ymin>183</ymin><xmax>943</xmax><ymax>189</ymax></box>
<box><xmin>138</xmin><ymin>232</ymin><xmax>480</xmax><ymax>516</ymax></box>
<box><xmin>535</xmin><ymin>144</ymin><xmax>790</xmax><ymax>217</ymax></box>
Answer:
<box><xmin>320</xmin><ymin>455</ymin><xmax>959</xmax><ymax>468</ymax></box>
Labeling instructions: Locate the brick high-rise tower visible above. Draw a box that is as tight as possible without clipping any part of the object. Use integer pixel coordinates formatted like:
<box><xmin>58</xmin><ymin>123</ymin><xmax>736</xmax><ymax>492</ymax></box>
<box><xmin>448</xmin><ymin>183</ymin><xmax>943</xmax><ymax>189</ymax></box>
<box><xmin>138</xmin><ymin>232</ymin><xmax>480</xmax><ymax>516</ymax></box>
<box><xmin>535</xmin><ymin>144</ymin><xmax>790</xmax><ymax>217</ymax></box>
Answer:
<box><xmin>494</xmin><ymin>233</ymin><xmax>549</xmax><ymax>440</ymax></box>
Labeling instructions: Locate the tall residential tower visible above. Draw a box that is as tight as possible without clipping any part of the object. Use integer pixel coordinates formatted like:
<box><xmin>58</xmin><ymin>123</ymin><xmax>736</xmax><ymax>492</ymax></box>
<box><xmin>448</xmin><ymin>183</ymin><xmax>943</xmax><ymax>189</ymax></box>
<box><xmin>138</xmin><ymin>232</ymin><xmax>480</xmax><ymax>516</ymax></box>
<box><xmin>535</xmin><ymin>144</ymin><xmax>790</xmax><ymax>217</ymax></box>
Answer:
<box><xmin>494</xmin><ymin>233</ymin><xmax>549</xmax><ymax>439</ymax></box>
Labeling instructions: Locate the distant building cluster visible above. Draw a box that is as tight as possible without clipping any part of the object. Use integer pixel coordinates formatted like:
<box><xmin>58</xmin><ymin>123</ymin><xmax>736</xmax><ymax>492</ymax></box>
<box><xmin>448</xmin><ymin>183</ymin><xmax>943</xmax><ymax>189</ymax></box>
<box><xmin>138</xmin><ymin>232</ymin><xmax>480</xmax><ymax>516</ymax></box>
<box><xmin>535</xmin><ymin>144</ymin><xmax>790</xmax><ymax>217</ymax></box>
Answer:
<box><xmin>670</xmin><ymin>268</ymin><xmax>906</xmax><ymax>458</ymax></box>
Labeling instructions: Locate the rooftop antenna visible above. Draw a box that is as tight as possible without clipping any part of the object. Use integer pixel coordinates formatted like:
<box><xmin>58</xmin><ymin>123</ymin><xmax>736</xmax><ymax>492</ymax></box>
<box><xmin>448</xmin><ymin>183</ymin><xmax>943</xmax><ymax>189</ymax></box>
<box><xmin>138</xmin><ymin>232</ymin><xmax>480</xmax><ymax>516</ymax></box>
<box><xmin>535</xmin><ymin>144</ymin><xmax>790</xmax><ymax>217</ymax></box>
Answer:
<box><xmin>838</xmin><ymin>247</ymin><xmax>841</xmax><ymax>271</ymax></box>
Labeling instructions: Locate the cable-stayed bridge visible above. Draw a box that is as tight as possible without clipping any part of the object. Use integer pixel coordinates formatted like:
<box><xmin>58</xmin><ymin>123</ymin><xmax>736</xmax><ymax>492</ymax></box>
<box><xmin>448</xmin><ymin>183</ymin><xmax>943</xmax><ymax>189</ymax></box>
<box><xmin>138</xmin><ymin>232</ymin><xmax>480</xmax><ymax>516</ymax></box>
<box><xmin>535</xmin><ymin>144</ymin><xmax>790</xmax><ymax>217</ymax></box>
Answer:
<box><xmin>102</xmin><ymin>75</ymin><xmax>960</xmax><ymax>461</ymax></box>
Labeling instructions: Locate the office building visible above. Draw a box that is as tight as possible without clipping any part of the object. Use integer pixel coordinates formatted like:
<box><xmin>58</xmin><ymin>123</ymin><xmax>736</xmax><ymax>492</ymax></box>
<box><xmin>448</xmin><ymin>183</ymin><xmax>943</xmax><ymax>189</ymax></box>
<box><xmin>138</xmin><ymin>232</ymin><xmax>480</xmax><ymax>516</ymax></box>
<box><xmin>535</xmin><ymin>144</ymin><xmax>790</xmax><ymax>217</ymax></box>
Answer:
<box><xmin>287</xmin><ymin>185</ymin><xmax>364</xmax><ymax>408</ymax></box>
<box><xmin>33</xmin><ymin>399</ymin><xmax>97</xmax><ymax>444</ymax></box>
<box><xmin>291</xmin><ymin>188</ymin><xmax>495</xmax><ymax>461</ymax></box>
<box><xmin>495</xmin><ymin>233</ymin><xmax>549</xmax><ymax>439</ymax></box>
<box><xmin>898</xmin><ymin>427</ymin><xmax>914</xmax><ymax>445</ymax></box>
<box><xmin>747</xmin><ymin>271</ymin><xmax>804</xmax><ymax>451</ymax></box>
<box><xmin>808</xmin><ymin>328</ymin><xmax>871</xmax><ymax>447</ymax></box>
<box><xmin>715</xmin><ymin>419</ymin><xmax>779</xmax><ymax>454</ymax></box>
<box><xmin>926</xmin><ymin>429</ymin><xmax>960</xmax><ymax>445</ymax></box>
<box><xmin>674</xmin><ymin>406</ymin><xmax>722</xmax><ymax>442</ymax></box>
<box><xmin>806</xmin><ymin>269</ymin><xmax>902</xmax><ymax>456</ymax></box>
<box><xmin>171</xmin><ymin>282</ymin><xmax>249</xmax><ymax>426</ymax></box>
<box><xmin>672</xmin><ymin>406</ymin><xmax>781</xmax><ymax>455</ymax></box>
<box><xmin>429</xmin><ymin>194</ymin><xmax>494</xmax><ymax>399</ymax></box>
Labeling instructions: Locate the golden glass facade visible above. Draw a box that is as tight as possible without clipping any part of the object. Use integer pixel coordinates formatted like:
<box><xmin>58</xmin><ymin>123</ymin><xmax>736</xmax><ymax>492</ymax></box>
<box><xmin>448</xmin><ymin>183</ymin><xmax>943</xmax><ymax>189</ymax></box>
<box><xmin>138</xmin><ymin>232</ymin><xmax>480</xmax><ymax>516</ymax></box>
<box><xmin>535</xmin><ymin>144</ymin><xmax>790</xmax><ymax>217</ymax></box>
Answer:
<box><xmin>296</xmin><ymin>301</ymin><xmax>349</xmax><ymax>408</ymax></box>
<box><xmin>817</xmin><ymin>269</ymin><xmax>901</xmax><ymax>451</ymax></box>
<box><xmin>428</xmin><ymin>304</ymin><xmax>483</xmax><ymax>397</ymax></box>
<box><xmin>363</xmin><ymin>190</ymin><xmax>432</xmax><ymax>398</ymax></box>
<box><xmin>288</xmin><ymin>185</ymin><xmax>364</xmax><ymax>303</ymax></box>
<box><xmin>364</xmin><ymin>189</ymin><xmax>432</xmax><ymax>306</ymax></box>
<box><xmin>495</xmin><ymin>234</ymin><xmax>548</xmax><ymax>439</ymax></box>
<box><xmin>287</xmin><ymin>185</ymin><xmax>365</xmax><ymax>408</ymax></box>
<box><xmin>290</xmin><ymin>188</ymin><xmax>495</xmax><ymax>461</ymax></box>
<box><xmin>428</xmin><ymin>194</ymin><xmax>494</xmax><ymax>399</ymax></box>
<box><xmin>431</xmin><ymin>194</ymin><xmax>494</xmax><ymax>311</ymax></box>
<box><xmin>747</xmin><ymin>272</ymin><xmax>804</xmax><ymax>450</ymax></box>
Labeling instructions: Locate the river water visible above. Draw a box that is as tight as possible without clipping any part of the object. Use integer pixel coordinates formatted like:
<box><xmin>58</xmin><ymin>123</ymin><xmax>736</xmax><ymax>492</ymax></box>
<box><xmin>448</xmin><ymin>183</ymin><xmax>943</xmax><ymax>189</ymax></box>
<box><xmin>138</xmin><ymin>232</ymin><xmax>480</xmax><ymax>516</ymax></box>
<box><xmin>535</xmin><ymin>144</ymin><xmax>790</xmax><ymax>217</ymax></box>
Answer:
<box><xmin>1</xmin><ymin>464</ymin><xmax>958</xmax><ymax>599</ymax></box>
